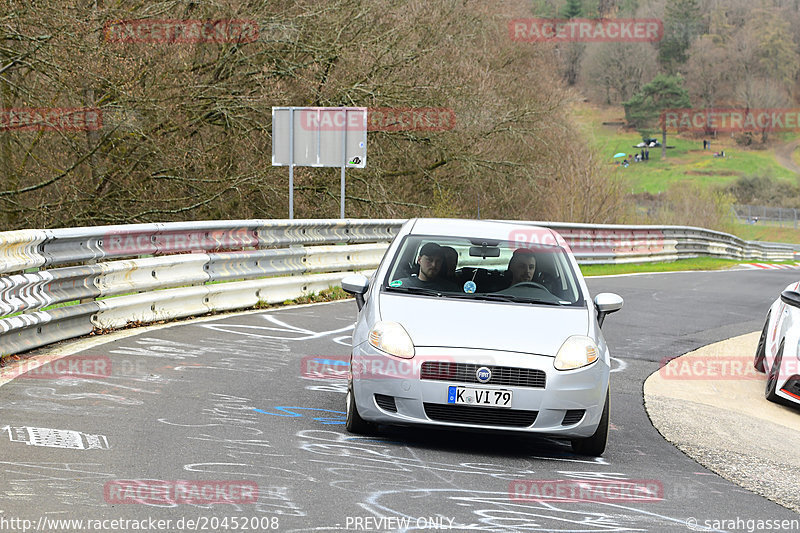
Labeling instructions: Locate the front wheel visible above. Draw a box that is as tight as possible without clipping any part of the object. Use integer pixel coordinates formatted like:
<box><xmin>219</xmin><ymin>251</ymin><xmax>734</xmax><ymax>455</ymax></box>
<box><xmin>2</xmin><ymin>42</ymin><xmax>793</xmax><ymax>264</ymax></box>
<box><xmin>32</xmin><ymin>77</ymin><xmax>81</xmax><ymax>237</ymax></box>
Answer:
<box><xmin>345</xmin><ymin>383</ymin><xmax>373</xmax><ymax>434</ymax></box>
<box><xmin>754</xmin><ymin>313</ymin><xmax>769</xmax><ymax>372</ymax></box>
<box><xmin>765</xmin><ymin>342</ymin><xmax>785</xmax><ymax>404</ymax></box>
<box><xmin>571</xmin><ymin>390</ymin><xmax>609</xmax><ymax>456</ymax></box>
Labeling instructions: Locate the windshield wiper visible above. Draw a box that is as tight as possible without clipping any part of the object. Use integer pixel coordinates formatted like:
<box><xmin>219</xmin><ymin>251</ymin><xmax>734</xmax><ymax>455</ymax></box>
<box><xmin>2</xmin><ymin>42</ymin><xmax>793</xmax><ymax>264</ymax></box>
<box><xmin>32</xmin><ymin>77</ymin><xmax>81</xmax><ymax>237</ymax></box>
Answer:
<box><xmin>445</xmin><ymin>293</ymin><xmax>514</xmax><ymax>302</ymax></box>
<box><xmin>447</xmin><ymin>293</ymin><xmax>566</xmax><ymax>305</ymax></box>
<box><xmin>384</xmin><ymin>286</ymin><xmax>568</xmax><ymax>305</ymax></box>
<box><xmin>520</xmin><ymin>298</ymin><xmax>566</xmax><ymax>306</ymax></box>
<box><xmin>384</xmin><ymin>285</ymin><xmax>447</xmax><ymax>297</ymax></box>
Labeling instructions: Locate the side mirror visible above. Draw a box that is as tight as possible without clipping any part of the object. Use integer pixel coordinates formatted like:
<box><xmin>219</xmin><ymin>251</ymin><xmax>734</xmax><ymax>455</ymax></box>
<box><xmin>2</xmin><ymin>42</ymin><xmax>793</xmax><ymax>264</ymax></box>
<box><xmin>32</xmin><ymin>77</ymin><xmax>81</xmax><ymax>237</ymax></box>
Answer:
<box><xmin>342</xmin><ymin>274</ymin><xmax>370</xmax><ymax>310</ymax></box>
<box><xmin>780</xmin><ymin>290</ymin><xmax>800</xmax><ymax>309</ymax></box>
<box><xmin>594</xmin><ymin>292</ymin><xmax>623</xmax><ymax>328</ymax></box>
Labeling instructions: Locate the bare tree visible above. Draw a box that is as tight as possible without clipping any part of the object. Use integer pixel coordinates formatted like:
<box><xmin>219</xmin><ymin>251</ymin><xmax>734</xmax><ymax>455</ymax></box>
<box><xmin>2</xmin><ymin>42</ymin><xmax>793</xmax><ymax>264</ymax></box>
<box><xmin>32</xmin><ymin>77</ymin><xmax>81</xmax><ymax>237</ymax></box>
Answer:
<box><xmin>581</xmin><ymin>42</ymin><xmax>658</xmax><ymax>105</ymax></box>
<box><xmin>0</xmin><ymin>0</ymin><xmax>628</xmax><ymax>228</ymax></box>
<box><xmin>684</xmin><ymin>35</ymin><xmax>731</xmax><ymax>107</ymax></box>
<box><xmin>558</xmin><ymin>43</ymin><xmax>586</xmax><ymax>87</ymax></box>
<box><xmin>733</xmin><ymin>78</ymin><xmax>792</xmax><ymax>143</ymax></box>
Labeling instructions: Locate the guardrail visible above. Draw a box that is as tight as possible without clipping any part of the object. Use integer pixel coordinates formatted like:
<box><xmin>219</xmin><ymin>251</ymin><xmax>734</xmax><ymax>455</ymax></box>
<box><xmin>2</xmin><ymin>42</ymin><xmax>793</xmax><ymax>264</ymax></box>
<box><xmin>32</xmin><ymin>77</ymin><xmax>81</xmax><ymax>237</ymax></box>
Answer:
<box><xmin>0</xmin><ymin>219</ymin><xmax>795</xmax><ymax>358</ymax></box>
<box><xmin>0</xmin><ymin>220</ymin><xmax>399</xmax><ymax>357</ymax></box>
<box><xmin>527</xmin><ymin>222</ymin><xmax>796</xmax><ymax>264</ymax></box>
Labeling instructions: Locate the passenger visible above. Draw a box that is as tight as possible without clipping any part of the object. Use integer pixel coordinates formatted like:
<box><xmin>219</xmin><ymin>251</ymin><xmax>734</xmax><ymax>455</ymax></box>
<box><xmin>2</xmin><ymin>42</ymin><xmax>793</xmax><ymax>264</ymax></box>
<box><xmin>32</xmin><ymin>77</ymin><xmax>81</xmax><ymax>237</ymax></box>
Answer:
<box><xmin>507</xmin><ymin>248</ymin><xmax>537</xmax><ymax>286</ymax></box>
<box><xmin>397</xmin><ymin>242</ymin><xmax>457</xmax><ymax>290</ymax></box>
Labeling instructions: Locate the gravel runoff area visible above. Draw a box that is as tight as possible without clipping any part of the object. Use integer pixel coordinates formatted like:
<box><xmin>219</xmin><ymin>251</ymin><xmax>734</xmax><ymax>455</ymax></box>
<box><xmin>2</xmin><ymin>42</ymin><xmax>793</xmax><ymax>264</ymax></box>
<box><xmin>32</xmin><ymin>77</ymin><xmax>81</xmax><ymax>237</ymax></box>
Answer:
<box><xmin>644</xmin><ymin>332</ymin><xmax>800</xmax><ymax>513</ymax></box>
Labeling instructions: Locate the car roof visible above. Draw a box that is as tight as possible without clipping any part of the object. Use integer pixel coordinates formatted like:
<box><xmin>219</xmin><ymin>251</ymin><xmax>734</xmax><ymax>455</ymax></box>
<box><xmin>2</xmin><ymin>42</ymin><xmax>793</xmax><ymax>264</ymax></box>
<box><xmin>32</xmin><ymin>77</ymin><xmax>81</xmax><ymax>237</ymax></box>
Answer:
<box><xmin>407</xmin><ymin>218</ymin><xmax>561</xmax><ymax>244</ymax></box>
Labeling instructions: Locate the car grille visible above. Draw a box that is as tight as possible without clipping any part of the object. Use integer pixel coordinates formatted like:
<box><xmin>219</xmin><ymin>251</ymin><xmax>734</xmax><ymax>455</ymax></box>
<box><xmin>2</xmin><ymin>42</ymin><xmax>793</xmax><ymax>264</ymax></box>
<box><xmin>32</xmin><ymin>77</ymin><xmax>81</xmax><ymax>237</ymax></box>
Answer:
<box><xmin>561</xmin><ymin>409</ymin><xmax>586</xmax><ymax>425</ymax></box>
<box><xmin>374</xmin><ymin>394</ymin><xmax>397</xmax><ymax>413</ymax></box>
<box><xmin>423</xmin><ymin>403</ymin><xmax>538</xmax><ymax>427</ymax></box>
<box><xmin>420</xmin><ymin>361</ymin><xmax>546</xmax><ymax>389</ymax></box>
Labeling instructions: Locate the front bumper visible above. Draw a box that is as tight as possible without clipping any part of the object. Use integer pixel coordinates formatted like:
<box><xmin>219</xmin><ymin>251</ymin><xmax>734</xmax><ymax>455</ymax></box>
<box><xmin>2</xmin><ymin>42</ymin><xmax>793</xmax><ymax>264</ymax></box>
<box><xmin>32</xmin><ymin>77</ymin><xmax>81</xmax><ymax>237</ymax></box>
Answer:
<box><xmin>778</xmin><ymin>374</ymin><xmax>800</xmax><ymax>403</ymax></box>
<box><xmin>773</xmin><ymin>339</ymin><xmax>800</xmax><ymax>405</ymax></box>
<box><xmin>350</xmin><ymin>344</ymin><xmax>609</xmax><ymax>438</ymax></box>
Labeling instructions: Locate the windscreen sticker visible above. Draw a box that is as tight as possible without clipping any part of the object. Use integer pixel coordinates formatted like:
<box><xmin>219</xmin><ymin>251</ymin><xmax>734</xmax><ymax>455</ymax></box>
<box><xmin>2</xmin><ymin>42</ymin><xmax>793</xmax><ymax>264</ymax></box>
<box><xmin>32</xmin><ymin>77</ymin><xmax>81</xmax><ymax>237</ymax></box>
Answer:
<box><xmin>463</xmin><ymin>280</ymin><xmax>476</xmax><ymax>294</ymax></box>
<box><xmin>389</xmin><ymin>280</ymin><xmax>402</xmax><ymax>287</ymax></box>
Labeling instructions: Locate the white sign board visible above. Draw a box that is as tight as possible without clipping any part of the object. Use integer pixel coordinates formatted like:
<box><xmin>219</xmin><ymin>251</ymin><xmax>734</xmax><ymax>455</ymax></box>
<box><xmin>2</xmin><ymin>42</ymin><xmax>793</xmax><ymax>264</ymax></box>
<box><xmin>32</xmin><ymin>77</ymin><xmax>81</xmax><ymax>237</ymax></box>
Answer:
<box><xmin>272</xmin><ymin>107</ymin><xmax>367</xmax><ymax>168</ymax></box>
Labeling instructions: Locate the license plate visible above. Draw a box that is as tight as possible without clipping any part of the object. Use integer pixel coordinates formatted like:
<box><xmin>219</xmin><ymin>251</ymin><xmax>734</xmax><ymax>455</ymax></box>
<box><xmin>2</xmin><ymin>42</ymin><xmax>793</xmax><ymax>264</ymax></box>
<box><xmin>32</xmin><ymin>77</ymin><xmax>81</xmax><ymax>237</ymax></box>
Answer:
<box><xmin>447</xmin><ymin>386</ymin><xmax>512</xmax><ymax>408</ymax></box>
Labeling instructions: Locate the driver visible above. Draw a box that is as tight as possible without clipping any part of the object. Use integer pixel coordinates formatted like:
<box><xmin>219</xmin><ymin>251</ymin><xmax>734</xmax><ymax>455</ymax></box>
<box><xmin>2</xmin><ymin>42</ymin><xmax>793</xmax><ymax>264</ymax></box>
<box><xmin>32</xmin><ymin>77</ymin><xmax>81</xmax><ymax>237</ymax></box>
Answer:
<box><xmin>507</xmin><ymin>248</ymin><xmax>537</xmax><ymax>286</ymax></box>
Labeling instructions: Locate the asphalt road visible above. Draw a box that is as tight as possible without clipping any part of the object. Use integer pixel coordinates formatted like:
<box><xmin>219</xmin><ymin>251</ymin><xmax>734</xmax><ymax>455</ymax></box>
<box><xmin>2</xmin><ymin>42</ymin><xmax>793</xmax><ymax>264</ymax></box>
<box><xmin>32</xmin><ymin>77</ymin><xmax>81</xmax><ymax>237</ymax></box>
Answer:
<box><xmin>0</xmin><ymin>269</ymin><xmax>798</xmax><ymax>533</ymax></box>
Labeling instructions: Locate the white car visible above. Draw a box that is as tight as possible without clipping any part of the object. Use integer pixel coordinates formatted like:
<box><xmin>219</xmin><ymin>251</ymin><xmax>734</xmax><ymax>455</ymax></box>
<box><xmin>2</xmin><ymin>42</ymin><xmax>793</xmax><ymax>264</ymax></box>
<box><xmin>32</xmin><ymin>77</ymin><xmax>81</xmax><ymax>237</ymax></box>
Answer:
<box><xmin>754</xmin><ymin>282</ymin><xmax>800</xmax><ymax>406</ymax></box>
<box><xmin>341</xmin><ymin>219</ymin><xmax>623</xmax><ymax>455</ymax></box>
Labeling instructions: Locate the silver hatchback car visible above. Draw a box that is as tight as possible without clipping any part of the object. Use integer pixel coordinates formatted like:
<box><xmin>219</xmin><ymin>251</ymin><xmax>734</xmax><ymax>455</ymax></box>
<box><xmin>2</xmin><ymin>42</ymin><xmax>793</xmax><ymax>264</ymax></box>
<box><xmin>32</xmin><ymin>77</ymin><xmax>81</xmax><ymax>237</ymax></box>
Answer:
<box><xmin>341</xmin><ymin>219</ymin><xmax>623</xmax><ymax>455</ymax></box>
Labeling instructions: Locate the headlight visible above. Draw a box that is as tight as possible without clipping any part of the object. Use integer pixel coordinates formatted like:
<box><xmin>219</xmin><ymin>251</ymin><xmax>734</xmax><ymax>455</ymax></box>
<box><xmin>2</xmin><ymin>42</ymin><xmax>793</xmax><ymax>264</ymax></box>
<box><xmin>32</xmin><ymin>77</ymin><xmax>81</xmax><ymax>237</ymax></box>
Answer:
<box><xmin>554</xmin><ymin>336</ymin><xmax>599</xmax><ymax>370</ymax></box>
<box><xmin>368</xmin><ymin>321</ymin><xmax>415</xmax><ymax>358</ymax></box>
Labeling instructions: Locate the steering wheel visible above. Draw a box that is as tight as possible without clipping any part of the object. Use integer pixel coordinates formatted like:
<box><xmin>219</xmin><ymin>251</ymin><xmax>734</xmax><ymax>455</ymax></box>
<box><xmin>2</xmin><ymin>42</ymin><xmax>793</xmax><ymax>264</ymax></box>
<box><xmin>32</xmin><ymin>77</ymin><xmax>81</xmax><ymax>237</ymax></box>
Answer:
<box><xmin>513</xmin><ymin>281</ymin><xmax>548</xmax><ymax>291</ymax></box>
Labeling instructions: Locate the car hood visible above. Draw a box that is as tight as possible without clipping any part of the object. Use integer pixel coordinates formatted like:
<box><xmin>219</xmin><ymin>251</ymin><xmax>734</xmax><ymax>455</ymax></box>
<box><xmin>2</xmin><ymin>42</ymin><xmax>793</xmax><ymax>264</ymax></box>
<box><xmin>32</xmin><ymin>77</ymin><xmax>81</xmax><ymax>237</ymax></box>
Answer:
<box><xmin>378</xmin><ymin>293</ymin><xmax>590</xmax><ymax>356</ymax></box>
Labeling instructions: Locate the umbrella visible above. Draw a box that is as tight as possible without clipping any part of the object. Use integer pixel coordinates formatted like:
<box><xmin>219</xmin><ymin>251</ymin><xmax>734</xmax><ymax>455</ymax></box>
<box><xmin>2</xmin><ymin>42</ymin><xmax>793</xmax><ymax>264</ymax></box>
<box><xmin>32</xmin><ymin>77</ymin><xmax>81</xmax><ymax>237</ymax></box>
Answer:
<box><xmin>613</xmin><ymin>152</ymin><xmax>626</xmax><ymax>158</ymax></box>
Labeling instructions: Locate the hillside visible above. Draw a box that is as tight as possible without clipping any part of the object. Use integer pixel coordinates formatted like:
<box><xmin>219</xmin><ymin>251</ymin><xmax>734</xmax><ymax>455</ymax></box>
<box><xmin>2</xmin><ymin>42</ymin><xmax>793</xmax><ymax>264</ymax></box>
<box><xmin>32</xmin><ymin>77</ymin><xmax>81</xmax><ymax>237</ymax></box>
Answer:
<box><xmin>574</xmin><ymin>104</ymin><xmax>797</xmax><ymax>194</ymax></box>
<box><xmin>0</xmin><ymin>0</ymin><xmax>627</xmax><ymax>230</ymax></box>
<box><xmin>2</xmin><ymin>0</ymin><xmax>800</xmax><ymax>236</ymax></box>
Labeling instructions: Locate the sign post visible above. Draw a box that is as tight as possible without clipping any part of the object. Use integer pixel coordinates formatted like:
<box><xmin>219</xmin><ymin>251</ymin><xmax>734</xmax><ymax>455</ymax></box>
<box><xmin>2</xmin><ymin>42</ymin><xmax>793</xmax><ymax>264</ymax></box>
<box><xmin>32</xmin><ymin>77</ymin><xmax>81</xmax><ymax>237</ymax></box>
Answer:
<box><xmin>289</xmin><ymin>108</ymin><xmax>294</xmax><ymax>219</ymax></box>
<box><xmin>272</xmin><ymin>107</ymin><xmax>367</xmax><ymax>219</ymax></box>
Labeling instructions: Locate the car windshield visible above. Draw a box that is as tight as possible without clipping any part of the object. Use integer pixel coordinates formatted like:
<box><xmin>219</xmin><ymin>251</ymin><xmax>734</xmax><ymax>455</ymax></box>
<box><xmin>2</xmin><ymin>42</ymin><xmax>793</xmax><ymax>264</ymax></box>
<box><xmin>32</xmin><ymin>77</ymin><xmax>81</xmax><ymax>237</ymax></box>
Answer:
<box><xmin>383</xmin><ymin>235</ymin><xmax>584</xmax><ymax>306</ymax></box>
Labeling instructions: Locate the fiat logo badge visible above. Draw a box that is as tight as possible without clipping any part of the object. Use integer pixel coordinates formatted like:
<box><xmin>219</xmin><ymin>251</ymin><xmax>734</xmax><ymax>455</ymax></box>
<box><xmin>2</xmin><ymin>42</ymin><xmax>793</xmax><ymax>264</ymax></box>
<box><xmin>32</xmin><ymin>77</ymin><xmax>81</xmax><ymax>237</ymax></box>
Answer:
<box><xmin>476</xmin><ymin>367</ymin><xmax>491</xmax><ymax>383</ymax></box>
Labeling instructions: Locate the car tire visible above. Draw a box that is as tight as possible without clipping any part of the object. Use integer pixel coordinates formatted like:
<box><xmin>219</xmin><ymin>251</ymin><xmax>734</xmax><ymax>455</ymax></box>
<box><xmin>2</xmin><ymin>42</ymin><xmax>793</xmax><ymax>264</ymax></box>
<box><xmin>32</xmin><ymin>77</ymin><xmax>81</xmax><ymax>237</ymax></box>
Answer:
<box><xmin>765</xmin><ymin>341</ymin><xmax>786</xmax><ymax>404</ymax></box>
<box><xmin>345</xmin><ymin>383</ymin><xmax>373</xmax><ymax>435</ymax></box>
<box><xmin>571</xmin><ymin>389</ymin><xmax>609</xmax><ymax>456</ymax></box>
<box><xmin>754</xmin><ymin>313</ymin><xmax>769</xmax><ymax>373</ymax></box>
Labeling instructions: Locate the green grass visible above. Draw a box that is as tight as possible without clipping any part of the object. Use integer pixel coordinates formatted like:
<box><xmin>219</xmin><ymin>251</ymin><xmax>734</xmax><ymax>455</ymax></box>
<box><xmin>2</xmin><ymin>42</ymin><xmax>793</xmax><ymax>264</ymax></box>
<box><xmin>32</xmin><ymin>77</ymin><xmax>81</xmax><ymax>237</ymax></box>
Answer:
<box><xmin>730</xmin><ymin>221</ymin><xmax>800</xmax><ymax>245</ymax></box>
<box><xmin>257</xmin><ymin>285</ymin><xmax>352</xmax><ymax>308</ymax></box>
<box><xmin>1</xmin><ymin>299</ymin><xmax>81</xmax><ymax>319</ymax></box>
<box><xmin>43</xmin><ymin>299</ymin><xmax>80</xmax><ymax>310</ymax></box>
<box><xmin>580</xmin><ymin>257</ymin><xmax>797</xmax><ymax>277</ymax></box>
<box><xmin>97</xmin><ymin>292</ymin><xmax>137</xmax><ymax>300</ymax></box>
<box><xmin>574</xmin><ymin>103</ymin><xmax>798</xmax><ymax>194</ymax></box>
